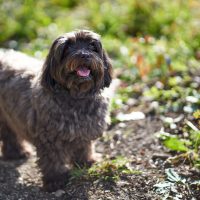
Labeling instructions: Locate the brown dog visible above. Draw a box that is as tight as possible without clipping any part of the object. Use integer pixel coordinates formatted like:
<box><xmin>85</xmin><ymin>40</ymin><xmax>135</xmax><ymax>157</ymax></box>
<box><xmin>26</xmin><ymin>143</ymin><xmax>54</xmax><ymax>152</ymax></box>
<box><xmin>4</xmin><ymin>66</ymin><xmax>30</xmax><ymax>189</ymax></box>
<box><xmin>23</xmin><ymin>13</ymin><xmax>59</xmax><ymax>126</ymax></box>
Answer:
<box><xmin>0</xmin><ymin>30</ymin><xmax>112</xmax><ymax>191</ymax></box>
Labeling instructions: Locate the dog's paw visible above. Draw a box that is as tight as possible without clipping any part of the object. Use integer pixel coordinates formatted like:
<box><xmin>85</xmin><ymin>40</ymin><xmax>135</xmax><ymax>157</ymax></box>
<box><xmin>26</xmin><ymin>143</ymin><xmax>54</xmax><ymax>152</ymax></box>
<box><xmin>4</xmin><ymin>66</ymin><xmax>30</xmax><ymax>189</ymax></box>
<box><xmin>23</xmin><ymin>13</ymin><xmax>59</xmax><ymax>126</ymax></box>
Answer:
<box><xmin>75</xmin><ymin>158</ymin><xmax>96</xmax><ymax>168</ymax></box>
<box><xmin>2</xmin><ymin>150</ymin><xmax>30</xmax><ymax>160</ymax></box>
<box><xmin>93</xmin><ymin>152</ymin><xmax>103</xmax><ymax>162</ymax></box>
<box><xmin>43</xmin><ymin>172</ymin><xmax>70</xmax><ymax>192</ymax></box>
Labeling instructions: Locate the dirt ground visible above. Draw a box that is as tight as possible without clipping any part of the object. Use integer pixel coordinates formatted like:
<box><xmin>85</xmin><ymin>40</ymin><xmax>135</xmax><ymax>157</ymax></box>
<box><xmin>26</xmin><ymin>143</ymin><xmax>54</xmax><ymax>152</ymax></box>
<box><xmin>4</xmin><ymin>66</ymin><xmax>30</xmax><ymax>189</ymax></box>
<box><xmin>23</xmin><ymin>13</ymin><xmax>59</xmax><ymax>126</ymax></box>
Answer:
<box><xmin>0</xmin><ymin>114</ymin><xmax>199</xmax><ymax>200</ymax></box>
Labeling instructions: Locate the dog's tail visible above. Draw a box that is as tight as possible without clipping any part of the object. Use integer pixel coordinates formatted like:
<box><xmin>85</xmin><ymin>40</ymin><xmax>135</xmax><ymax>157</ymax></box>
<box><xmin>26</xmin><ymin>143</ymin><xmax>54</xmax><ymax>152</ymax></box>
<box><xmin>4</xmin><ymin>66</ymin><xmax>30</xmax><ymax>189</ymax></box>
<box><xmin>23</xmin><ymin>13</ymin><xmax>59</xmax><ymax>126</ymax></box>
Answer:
<box><xmin>102</xmin><ymin>78</ymin><xmax>121</xmax><ymax>125</ymax></box>
<box><xmin>102</xmin><ymin>78</ymin><xmax>121</xmax><ymax>100</ymax></box>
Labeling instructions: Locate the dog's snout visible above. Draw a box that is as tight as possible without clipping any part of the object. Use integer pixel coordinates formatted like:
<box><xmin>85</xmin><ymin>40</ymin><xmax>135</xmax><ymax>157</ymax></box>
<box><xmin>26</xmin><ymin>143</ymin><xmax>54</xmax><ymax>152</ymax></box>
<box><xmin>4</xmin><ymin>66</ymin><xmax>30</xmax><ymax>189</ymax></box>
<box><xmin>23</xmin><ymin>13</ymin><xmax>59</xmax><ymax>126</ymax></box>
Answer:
<box><xmin>79</xmin><ymin>51</ymin><xmax>90</xmax><ymax>59</ymax></box>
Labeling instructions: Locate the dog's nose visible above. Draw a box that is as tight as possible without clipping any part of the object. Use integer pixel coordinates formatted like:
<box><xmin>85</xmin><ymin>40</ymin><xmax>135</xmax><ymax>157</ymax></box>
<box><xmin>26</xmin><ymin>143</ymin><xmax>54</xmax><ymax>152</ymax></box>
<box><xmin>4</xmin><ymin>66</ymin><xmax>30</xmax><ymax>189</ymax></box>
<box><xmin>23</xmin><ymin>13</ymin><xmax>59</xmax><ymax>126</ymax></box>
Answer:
<box><xmin>80</xmin><ymin>52</ymin><xmax>90</xmax><ymax>59</ymax></box>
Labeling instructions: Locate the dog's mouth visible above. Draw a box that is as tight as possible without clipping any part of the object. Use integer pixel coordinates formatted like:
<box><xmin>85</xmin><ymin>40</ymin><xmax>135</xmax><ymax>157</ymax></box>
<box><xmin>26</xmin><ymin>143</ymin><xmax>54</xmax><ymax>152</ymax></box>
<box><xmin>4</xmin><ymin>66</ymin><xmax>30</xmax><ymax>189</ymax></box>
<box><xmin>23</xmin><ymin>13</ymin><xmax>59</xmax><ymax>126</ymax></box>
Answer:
<box><xmin>76</xmin><ymin>67</ymin><xmax>91</xmax><ymax>78</ymax></box>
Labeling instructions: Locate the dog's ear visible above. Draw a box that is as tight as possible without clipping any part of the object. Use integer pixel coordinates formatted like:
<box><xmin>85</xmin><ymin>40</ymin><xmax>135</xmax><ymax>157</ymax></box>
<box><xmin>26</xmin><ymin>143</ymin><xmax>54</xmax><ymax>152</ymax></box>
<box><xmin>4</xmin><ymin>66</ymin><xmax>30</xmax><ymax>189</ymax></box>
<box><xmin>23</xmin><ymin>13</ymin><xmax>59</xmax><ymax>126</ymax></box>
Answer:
<box><xmin>102</xmin><ymin>50</ymin><xmax>113</xmax><ymax>88</ymax></box>
<box><xmin>41</xmin><ymin>37</ymin><xmax>67</xmax><ymax>91</ymax></box>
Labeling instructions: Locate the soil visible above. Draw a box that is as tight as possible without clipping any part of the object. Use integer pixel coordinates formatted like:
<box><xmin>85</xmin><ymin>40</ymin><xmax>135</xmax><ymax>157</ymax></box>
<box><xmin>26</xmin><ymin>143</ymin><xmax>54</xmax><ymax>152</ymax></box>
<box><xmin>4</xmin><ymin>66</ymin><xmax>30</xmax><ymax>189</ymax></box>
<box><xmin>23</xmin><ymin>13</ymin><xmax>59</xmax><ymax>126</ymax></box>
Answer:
<box><xmin>0</xmin><ymin>113</ymin><xmax>199</xmax><ymax>200</ymax></box>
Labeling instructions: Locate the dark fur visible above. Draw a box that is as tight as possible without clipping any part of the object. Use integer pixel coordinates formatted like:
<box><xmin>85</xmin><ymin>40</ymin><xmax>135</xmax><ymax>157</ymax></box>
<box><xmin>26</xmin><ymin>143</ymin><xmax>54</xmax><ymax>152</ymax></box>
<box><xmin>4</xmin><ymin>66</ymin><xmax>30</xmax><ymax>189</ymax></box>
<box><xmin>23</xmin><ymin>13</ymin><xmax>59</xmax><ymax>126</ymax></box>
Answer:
<box><xmin>0</xmin><ymin>30</ymin><xmax>112</xmax><ymax>192</ymax></box>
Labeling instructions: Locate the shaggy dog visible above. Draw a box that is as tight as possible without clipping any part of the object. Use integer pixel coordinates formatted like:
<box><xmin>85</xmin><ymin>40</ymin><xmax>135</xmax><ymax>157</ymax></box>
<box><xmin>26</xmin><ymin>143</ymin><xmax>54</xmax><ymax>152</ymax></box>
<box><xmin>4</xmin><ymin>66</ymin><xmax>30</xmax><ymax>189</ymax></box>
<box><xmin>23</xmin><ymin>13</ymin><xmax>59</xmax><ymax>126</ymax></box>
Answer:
<box><xmin>0</xmin><ymin>30</ymin><xmax>112</xmax><ymax>191</ymax></box>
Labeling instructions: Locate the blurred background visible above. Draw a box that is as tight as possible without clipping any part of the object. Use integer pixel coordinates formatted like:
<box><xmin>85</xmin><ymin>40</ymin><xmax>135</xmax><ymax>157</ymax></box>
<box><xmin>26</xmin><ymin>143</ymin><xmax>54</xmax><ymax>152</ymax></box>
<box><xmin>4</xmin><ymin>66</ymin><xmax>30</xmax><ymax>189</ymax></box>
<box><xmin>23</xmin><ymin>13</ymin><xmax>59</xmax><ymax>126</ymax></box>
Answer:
<box><xmin>0</xmin><ymin>0</ymin><xmax>200</xmax><ymax>77</ymax></box>
<box><xmin>0</xmin><ymin>0</ymin><xmax>200</xmax><ymax>168</ymax></box>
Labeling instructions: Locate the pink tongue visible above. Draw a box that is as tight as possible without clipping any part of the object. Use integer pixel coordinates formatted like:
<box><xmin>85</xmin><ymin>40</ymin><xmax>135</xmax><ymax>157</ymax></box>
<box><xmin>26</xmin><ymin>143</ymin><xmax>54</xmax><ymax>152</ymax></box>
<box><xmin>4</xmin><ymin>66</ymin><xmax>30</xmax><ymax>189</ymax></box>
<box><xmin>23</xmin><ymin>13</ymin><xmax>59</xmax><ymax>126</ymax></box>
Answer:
<box><xmin>76</xmin><ymin>67</ymin><xmax>90</xmax><ymax>77</ymax></box>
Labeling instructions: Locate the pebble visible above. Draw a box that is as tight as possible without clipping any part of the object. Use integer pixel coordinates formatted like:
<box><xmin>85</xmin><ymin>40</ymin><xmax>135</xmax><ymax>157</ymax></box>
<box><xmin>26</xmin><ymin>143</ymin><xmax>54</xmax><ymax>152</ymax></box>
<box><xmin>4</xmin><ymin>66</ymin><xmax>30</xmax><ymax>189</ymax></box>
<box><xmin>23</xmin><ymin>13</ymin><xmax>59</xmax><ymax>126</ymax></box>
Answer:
<box><xmin>117</xmin><ymin>180</ymin><xmax>129</xmax><ymax>187</ymax></box>
<box><xmin>54</xmin><ymin>189</ymin><xmax>65</xmax><ymax>197</ymax></box>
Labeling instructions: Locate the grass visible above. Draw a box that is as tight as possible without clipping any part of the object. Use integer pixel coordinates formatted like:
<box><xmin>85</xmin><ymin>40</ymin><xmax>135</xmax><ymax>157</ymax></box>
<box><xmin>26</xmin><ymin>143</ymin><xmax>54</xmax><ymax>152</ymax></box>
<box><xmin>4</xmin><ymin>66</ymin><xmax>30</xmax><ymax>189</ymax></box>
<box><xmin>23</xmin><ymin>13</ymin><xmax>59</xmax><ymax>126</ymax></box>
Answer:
<box><xmin>70</xmin><ymin>157</ymin><xmax>141</xmax><ymax>182</ymax></box>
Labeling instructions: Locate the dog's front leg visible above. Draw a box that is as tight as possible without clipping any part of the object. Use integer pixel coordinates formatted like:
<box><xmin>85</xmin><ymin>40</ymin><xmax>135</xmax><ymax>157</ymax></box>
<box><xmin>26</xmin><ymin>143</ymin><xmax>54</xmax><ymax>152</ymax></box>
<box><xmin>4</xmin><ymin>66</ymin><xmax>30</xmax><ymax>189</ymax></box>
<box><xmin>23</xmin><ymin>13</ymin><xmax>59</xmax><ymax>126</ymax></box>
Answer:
<box><xmin>71</xmin><ymin>140</ymin><xmax>96</xmax><ymax>168</ymax></box>
<box><xmin>35</xmin><ymin>142</ymin><xmax>70</xmax><ymax>192</ymax></box>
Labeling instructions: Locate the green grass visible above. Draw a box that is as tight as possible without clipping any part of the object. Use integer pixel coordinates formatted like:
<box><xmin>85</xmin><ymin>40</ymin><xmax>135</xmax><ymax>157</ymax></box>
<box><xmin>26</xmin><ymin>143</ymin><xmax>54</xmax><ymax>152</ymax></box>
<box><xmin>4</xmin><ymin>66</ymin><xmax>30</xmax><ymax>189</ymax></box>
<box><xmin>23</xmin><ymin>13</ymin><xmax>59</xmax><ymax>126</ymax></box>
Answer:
<box><xmin>70</xmin><ymin>157</ymin><xmax>141</xmax><ymax>182</ymax></box>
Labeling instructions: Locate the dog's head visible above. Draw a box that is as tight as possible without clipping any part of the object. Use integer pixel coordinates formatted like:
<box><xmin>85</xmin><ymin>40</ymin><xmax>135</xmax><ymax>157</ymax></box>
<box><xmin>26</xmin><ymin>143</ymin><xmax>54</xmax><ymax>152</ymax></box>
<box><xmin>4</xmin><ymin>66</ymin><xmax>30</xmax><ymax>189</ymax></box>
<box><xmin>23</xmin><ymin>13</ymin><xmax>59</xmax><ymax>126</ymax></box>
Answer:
<box><xmin>41</xmin><ymin>30</ymin><xmax>112</xmax><ymax>97</ymax></box>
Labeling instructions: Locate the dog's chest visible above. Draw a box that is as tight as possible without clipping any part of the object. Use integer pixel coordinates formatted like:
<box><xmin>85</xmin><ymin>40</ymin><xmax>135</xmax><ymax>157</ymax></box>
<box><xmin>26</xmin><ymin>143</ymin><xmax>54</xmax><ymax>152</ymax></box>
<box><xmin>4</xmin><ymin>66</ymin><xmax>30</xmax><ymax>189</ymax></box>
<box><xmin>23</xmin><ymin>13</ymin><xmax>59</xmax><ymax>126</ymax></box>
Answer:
<box><xmin>34</xmin><ymin>91</ymin><xmax>109</xmax><ymax>141</ymax></box>
<box><xmin>61</xmin><ymin>97</ymin><xmax>107</xmax><ymax>123</ymax></box>
<box><xmin>54</xmin><ymin>95</ymin><xmax>108</xmax><ymax>139</ymax></box>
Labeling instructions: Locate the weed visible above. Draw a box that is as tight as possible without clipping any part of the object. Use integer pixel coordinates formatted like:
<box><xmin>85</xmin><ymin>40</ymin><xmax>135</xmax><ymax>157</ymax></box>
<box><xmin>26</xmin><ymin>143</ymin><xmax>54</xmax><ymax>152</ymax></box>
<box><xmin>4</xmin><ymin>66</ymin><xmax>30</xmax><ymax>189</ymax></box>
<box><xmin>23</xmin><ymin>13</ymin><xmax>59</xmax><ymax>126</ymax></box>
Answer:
<box><xmin>157</xmin><ymin>118</ymin><xmax>200</xmax><ymax>169</ymax></box>
<box><xmin>70</xmin><ymin>157</ymin><xmax>141</xmax><ymax>182</ymax></box>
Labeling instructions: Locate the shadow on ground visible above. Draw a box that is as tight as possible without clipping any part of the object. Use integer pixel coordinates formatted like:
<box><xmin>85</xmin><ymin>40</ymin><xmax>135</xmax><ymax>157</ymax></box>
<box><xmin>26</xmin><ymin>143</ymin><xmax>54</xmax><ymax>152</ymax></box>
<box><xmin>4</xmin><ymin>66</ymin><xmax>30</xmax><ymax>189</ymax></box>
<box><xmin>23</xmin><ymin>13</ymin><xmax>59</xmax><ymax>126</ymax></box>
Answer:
<box><xmin>0</xmin><ymin>117</ymin><xmax>163</xmax><ymax>200</ymax></box>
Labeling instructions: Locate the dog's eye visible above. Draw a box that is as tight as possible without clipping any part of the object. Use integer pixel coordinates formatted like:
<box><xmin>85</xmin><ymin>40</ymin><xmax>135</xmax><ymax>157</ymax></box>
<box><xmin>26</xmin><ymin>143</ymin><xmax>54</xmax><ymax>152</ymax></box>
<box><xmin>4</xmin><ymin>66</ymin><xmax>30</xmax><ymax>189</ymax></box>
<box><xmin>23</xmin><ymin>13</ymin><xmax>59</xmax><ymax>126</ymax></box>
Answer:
<box><xmin>89</xmin><ymin>43</ymin><xmax>97</xmax><ymax>52</ymax></box>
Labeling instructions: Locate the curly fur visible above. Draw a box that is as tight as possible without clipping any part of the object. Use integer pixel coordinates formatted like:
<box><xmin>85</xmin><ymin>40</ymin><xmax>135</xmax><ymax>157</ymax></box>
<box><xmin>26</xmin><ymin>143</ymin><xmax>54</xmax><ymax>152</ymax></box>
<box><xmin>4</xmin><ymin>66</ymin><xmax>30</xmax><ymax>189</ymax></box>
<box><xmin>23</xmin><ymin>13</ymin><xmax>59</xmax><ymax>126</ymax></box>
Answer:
<box><xmin>0</xmin><ymin>30</ymin><xmax>112</xmax><ymax>191</ymax></box>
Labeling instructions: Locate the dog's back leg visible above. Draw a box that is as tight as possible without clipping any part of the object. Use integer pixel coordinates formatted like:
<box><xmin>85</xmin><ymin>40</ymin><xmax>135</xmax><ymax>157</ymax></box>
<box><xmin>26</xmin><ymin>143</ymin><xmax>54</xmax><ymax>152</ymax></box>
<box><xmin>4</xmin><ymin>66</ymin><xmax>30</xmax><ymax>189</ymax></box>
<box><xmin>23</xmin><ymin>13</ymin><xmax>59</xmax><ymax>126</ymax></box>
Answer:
<box><xmin>0</xmin><ymin>123</ymin><xmax>29</xmax><ymax>160</ymax></box>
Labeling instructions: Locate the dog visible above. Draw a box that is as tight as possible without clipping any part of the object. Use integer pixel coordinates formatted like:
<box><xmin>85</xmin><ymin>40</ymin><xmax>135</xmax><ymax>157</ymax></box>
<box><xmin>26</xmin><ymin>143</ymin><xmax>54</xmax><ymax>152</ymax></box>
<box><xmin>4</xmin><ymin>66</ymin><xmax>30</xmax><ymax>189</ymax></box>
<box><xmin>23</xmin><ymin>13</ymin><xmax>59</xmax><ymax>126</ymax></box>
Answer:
<box><xmin>0</xmin><ymin>30</ymin><xmax>112</xmax><ymax>192</ymax></box>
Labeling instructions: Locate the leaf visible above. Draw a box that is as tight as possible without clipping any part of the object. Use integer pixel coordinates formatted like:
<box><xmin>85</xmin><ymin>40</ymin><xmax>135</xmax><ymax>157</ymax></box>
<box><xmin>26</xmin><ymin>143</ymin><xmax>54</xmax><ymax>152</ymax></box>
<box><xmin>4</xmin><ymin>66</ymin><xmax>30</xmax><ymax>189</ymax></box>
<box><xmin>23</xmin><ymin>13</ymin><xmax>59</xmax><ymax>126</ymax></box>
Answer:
<box><xmin>154</xmin><ymin>169</ymin><xmax>187</xmax><ymax>199</ymax></box>
<box><xmin>136</xmin><ymin>54</ymin><xmax>151</xmax><ymax>78</ymax></box>
<box><xmin>154</xmin><ymin>181</ymin><xmax>172</xmax><ymax>199</ymax></box>
<box><xmin>190</xmin><ymin>180</ymin><xmax>200</xmax><ymax>186</ymax></box>
<box><xmin>193</xmin><ymin>110</ymin><xmax>200</xmax><ymax>119</ymax></box>
<box><xmin>154</xmin><ymin>181</ymin><xmax>173</xmax><ymax>191</ymax></box>
<box><xmin>163</xmin><ymin>137</ymin><xmax>189</xmax><ymax>152</ymax></box>
<box><xmin>165</xmin><ymin>168</ymin><xmax>185</xmax><ymax>183</ymax></box>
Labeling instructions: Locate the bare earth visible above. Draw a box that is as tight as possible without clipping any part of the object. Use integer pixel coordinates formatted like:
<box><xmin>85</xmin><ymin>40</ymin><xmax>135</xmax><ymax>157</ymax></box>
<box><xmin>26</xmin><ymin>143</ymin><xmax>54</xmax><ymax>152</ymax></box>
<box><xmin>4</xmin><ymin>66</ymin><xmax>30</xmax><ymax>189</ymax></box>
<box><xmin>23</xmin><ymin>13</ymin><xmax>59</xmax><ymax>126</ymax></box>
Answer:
<box><xmin>0</xmin><ymin>114</ymin><xmax>199</xmax><ymax>200</ymax></box>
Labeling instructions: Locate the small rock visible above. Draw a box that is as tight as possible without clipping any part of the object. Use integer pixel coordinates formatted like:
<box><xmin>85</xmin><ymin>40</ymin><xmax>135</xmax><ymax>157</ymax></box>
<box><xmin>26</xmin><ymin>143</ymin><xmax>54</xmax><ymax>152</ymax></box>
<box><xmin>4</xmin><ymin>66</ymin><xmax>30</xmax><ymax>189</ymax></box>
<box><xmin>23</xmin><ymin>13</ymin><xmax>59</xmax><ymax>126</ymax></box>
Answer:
<box><xmin>54</xmin><ymin>189</ymin><xmax>65</xmax><ymax>197</ymax></box>
<box><xmin>186</xmin><ymin>96</ymin><xmax>198</xmax><ymax>103</ymax></box>
<box><xmin>118</xmin><ymin>122</ymin><xmax>126</xmax><ymax>128</ymax></box>
<box><xmin>116</xmin><ymin>111</ymin><xmax>145</xmax><ymax>121</ymax></box>
<box><xmin>117</xmin><ymin>180</ymin><xmax>129</xmax><ymax>187</ymax></box>
<box><xmin>127</xmin><ymin>98</ymin><xmax>137</xmax><ymax>106</ymax></box>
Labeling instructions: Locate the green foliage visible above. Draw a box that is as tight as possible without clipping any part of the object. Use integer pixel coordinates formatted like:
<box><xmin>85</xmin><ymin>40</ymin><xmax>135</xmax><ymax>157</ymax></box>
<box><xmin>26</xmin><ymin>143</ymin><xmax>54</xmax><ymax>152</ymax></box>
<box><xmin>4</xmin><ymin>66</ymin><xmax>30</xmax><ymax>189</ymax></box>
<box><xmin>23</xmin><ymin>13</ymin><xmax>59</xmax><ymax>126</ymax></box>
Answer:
<box><xmin>126</xmin><ymin>1</ymin><xmax>190</xmax><ymax>38</ymax></box>
<box><xmin>194</xmin><ymin>110</ymin><xmax>200</xmax><ymax>119</ymax></box>
<box><xmin>144</xmin><ymin>74</ymin><xmax>200</xmax><ymax>114</ymax></box>
<box><xmin>84</xmin><ymin>0</ymin><xmax>192</xmax><ymax>39</ymax></box>
<box><xmin>70</xmin><ymin>157</ymin><xmax>140</xmax><ymax>181</ymax></box>
<box><xmin>88</xmin><ymin>157</ymin><xmax>140</xmax><ymax>181</ymax></box>
<box><xmin>157</xmin><ymin>119</ymin><xmax>200</xmax><ymax>168</ymax></box>
<box><xmin>158</xmin><ymin>130</ymin><xmax>190</xmax><ymax>152</ymax></box>
<box><xmin>1</xmin><ymin>0</ymin><xmax>200</xmax><ymax>59</ymax></box>
<box><xmin>0</xmin><ymin>1</ymin><xmax>51</xmax><ymax>42</ymax></box>
<box><xmin>163</xmin><ymin>137</ymin><xmax>189</xmax><ymax>152</ymax></box>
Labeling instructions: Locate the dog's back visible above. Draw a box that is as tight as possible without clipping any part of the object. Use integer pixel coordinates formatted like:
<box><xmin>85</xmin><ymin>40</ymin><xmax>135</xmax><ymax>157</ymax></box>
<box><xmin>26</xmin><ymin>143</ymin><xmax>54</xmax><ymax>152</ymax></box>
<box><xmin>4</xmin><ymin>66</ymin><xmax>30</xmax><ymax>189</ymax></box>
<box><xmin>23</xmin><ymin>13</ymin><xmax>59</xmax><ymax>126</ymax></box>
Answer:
<box><xmin>0</xmin><ymin>49</ymin><xmax>43</xmax><ymax>138</ymax></box>
<box><xmin>0</xmin><ymin>49</ymin><xmax>43</xmax><ymax>87</ymax></box>
<box><xmin>0</xmin><ymin>49</ymin><xmax>42</xmax><ymax>72</ymax></box>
